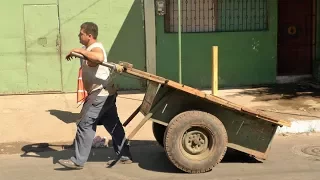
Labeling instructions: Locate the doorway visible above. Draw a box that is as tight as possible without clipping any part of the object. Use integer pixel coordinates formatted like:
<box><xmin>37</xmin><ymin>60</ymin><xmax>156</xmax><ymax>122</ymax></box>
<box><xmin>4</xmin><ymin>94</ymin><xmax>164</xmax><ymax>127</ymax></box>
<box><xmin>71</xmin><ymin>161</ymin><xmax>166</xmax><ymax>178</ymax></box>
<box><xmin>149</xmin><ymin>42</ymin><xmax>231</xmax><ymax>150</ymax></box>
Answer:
<box><xmin>24</xmin><ymin>4</ymin><xmax>62</xmax><ymax>92</ymax></box>
<box><xmin>277</xmin><ymin>0</ymin><xmax>315</xmax><ymax>76</ymax></box>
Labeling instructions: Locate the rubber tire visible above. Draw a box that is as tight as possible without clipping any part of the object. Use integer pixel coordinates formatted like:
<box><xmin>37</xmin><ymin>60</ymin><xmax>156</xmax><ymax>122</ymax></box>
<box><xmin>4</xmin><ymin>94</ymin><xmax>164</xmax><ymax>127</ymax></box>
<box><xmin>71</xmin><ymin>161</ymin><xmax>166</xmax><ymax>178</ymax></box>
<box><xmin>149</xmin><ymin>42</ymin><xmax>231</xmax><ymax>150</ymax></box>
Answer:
<box><xmin>152</xmin><ymin>122</ymin><xmax>167</xmax><ymax>147</ymax></box>
<box><xmin>164</xmin><ymin>110</ymin><xmax>228</xmax><ymax>173</ymax></box>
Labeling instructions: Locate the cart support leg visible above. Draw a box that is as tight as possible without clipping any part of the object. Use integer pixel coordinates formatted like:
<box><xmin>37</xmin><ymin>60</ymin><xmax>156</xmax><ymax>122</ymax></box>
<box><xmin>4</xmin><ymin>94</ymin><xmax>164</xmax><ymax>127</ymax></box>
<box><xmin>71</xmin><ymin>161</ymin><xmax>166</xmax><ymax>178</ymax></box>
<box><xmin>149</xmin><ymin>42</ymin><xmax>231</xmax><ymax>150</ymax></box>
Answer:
<box><xmin>127</xmin><ymin>112</ymin><xmax>153</xmax><ymax>140</ymax></box>
<box><xmin>123</xmin><ymin>105</ymin><xmax>141</xmax><ymax>127</ymax></box>
<box><xmin>126</xmin><ymin>90</ymin><xmax>173</xmax><ymax>141</ymax></box>
<box><xmin>107</xmin><ymin>91</ymin><xmax>172</xmax><ymax>168</ymax></box>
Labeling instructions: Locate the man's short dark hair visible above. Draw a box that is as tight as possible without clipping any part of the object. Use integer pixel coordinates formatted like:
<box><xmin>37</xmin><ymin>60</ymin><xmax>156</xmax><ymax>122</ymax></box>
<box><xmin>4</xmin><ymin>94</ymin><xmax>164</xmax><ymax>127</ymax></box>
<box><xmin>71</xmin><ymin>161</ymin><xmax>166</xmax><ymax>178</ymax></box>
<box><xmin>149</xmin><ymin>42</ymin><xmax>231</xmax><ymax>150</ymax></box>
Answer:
<box><xmin>81</xmin><ymin>22</ymin><xmax>98</xmax><ymax>39</ymax></box>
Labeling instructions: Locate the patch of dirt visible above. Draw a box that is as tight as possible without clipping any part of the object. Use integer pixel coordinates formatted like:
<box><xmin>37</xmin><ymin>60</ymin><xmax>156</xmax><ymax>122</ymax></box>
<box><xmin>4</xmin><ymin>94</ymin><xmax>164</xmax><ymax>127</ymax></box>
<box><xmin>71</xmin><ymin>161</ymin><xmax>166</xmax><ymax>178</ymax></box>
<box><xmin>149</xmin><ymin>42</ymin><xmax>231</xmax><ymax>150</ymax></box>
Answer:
<box><xmin>227</xmin><ymin>82</ymin><xmax>320</xmax><ymax>119</ymax></box>
<box><xmin>237</xmin><ymin>83</ymin><xmax>319</xmax><ymax>100</ymax></box>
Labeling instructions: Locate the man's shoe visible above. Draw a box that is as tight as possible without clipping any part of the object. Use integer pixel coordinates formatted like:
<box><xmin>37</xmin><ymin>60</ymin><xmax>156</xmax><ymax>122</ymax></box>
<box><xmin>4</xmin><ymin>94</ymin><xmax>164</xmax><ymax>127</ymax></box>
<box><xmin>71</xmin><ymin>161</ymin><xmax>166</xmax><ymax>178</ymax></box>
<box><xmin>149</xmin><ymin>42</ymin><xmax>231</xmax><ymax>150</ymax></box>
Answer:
<box><xmin>58</xmin><ymin>159</ymin><xmax>83</xmax><ymax>169</ymax></box>
<box><xmin>107</xmin><ymin>156</ymin><xmax>132</xmax><ymax>165</ymax></box>
<box><xmin>62</xmin><ymin>144</ymin><xmax>74</xmax><ymax>150</ymax></box>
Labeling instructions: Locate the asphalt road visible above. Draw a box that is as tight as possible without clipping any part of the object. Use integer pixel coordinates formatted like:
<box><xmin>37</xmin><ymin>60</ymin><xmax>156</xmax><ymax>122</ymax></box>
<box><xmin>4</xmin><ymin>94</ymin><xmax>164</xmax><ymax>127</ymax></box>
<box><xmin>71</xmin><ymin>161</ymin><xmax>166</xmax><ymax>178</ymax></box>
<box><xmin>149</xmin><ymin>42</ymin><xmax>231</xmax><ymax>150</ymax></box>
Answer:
<box><xmin>0</xmin><ymin>133</ymin><xmax>319</xmax><ymax>180</ymax></box>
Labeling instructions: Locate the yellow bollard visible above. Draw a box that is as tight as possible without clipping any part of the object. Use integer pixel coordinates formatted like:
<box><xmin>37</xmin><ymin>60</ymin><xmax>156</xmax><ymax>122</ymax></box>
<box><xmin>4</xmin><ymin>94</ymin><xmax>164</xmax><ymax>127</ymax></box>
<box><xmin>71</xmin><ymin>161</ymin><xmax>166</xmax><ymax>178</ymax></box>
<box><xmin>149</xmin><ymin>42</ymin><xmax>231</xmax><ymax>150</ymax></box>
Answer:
<box><xmin>212</xmin><ymin>46</ymin><xmax>218</xmax><ymax>96</ymax></box>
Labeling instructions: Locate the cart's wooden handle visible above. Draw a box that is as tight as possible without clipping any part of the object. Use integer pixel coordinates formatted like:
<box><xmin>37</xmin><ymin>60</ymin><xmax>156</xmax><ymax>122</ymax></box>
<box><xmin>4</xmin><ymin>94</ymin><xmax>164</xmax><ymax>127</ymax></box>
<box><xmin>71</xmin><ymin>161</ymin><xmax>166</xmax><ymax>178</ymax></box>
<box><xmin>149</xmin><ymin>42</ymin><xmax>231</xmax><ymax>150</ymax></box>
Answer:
<box><xmin>70</xmin><ymin>52</ymin><xmax>117</xmax><ymax>70</ymax></box>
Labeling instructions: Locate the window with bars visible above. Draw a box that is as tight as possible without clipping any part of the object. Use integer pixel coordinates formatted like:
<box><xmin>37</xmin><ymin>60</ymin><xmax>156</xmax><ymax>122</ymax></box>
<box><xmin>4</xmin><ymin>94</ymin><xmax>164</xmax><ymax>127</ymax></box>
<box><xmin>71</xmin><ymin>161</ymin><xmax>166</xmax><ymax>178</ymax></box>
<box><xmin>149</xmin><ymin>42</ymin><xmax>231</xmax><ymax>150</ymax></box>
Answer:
<box><xmin>164</xmin><ymin>0</ymin><xmax>268</xmax><ymax>33</ymax></box>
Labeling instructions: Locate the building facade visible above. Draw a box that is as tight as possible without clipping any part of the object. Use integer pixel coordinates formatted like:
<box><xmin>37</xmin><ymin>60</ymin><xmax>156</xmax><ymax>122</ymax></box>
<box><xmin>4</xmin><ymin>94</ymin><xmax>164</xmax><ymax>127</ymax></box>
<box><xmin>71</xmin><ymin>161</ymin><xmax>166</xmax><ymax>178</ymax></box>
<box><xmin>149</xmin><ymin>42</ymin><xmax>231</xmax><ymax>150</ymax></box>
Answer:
<box><xmin>154</xmin><ymin>0</ymin><xmax>320</xmax><ymax>88</ymax></box>
<box><xmin>0</xmin><ymin>0</ymin><xmax>146</xmax><ymax>94</ymax></box>
<box><xmin>0</xmin><ymin>0</ymin><xmax>320</xmax><ymax>94</ymax></box>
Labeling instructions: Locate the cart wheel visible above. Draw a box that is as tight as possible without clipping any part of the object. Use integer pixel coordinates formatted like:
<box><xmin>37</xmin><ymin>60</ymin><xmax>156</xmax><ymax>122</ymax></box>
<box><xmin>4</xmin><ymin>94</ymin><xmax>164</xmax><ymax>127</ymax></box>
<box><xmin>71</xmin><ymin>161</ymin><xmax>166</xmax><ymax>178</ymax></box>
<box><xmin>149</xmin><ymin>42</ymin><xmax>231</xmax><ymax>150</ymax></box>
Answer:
<box><xmin>152</xmin><ymin>122</ymin><xmax>166</xmax><ymax>147</ymax></box>
<box><xmin>164</xmin><ymin>110</ymin><xmax>228</xmax><ymax>173</ymax></box>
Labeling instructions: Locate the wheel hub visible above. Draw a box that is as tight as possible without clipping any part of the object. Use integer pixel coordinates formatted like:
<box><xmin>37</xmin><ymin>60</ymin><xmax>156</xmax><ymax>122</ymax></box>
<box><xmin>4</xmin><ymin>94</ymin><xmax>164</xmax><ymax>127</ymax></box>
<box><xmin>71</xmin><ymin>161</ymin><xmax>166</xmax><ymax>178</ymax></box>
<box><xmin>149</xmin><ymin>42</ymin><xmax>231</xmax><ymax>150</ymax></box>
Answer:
<box><xmin>183</xmin><ymin>130</ymin><xmax>209</xmax><ymax>155</ymax></box>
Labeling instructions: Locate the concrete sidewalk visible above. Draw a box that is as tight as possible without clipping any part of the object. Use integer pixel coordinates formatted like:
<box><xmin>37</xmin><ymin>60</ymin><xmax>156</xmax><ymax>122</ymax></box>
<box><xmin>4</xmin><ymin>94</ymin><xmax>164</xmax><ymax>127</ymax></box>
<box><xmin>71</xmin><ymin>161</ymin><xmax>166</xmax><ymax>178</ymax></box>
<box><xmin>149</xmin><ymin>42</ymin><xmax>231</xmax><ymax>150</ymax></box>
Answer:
<box><xmin>0</xmin><ymin>85</ymin><xmax>319</xmax><ymax>144</ymax></box>
<box><xmin>209</xmin><ymin>84</ymin><xmax>320</xmax><ymax>134</ymax></box>
<box><xmin>0</xmin><ymin>92</ymin><xmax>147</xmax><ymax>144</ymax></box>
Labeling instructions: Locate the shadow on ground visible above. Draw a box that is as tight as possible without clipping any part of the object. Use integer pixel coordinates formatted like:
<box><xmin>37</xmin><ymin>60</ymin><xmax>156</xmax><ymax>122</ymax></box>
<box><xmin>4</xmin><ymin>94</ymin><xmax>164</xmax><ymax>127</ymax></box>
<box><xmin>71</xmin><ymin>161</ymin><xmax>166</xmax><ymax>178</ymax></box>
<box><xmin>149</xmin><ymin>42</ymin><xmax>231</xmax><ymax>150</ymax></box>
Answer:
<box><xmin>20</xmin><ymin>141</ymin><xmax>261</xmax><ymax>174</ymax></box>
<box><xmin>228</xmin><ymin>83</ymin><xmax>320</xmax><ymax>102</ymax></box>
<box><xmin>46</xmin><ymin>109</ymin><xmax>80</xmax><ymax>124</ymax></box>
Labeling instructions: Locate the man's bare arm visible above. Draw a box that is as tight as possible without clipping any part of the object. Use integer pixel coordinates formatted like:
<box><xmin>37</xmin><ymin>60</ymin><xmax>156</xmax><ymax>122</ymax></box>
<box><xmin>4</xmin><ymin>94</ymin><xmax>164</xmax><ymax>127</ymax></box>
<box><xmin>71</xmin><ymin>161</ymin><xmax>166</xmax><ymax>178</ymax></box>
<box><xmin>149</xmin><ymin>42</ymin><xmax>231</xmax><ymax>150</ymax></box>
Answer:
<box><xmin>66</xmin><ymin>47</ymin><xmax>104</xmax><ymax>64</ymax></box>
<box><xmin>80</xmin><ymin>47</ymin><xmax>104</xmax><ymax>64</ymax></box>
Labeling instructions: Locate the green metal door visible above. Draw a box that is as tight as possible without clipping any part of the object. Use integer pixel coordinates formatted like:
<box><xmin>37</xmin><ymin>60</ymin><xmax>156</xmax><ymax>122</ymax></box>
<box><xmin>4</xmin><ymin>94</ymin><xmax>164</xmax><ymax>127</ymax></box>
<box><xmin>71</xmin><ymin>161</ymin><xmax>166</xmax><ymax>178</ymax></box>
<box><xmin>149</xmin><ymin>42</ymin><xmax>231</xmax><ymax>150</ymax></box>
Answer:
<box><xmin>24</xmin><ymin>5</ymin><xmax>62</xmax><ymax>92</ymax></box>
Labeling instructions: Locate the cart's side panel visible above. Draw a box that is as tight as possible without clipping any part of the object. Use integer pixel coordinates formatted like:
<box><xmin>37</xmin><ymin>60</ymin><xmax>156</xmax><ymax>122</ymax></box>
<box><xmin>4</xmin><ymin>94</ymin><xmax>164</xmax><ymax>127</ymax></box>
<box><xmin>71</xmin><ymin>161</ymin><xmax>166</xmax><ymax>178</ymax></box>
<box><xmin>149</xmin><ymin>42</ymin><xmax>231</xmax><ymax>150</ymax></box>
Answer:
<box><xmin>149</xmin><ymin>87</ymin><xmax>189</xmax><ymax>125</ymax></box>
<box><xmin>140</xmin><ymin>81</ymin><xmax>161</xmax><ymax>115</ymax></box>
<box><xmin>218</xmin><ymin>112</ymin><xmax>277</xmax><ymax>159</ymax></box>
<box><xmin>140</xmin><ymin>81</ymin><xmax>173</xmax><ymax>116</ymax></box>
<box><xmin>150</xmin><ymin>87</ymin><xmax>279</xmax><ymax>159</ymax></box>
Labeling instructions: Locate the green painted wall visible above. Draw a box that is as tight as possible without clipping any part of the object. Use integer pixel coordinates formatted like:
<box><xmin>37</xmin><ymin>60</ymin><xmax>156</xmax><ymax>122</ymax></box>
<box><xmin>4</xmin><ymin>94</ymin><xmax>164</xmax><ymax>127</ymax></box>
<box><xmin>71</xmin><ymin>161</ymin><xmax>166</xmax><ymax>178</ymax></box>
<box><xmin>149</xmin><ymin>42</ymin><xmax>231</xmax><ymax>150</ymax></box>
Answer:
<box><xmin>60</xmin><ymin>0</ymin><xmax>146</xmax><ymax>92</ymax></box>
<box><xmin>0</xmin><ymin>0</ymin><xmax>58</xmax><ymax>94</ymax></box>
<box><xmin>155</xmin><ymin>0</ymin><xmax>278</xmax><ymax>88</ymax></box>
<box><xmin>0</xmin><ymin>0</ymin><xmax>145</xmax><ymax>94</ymax></box>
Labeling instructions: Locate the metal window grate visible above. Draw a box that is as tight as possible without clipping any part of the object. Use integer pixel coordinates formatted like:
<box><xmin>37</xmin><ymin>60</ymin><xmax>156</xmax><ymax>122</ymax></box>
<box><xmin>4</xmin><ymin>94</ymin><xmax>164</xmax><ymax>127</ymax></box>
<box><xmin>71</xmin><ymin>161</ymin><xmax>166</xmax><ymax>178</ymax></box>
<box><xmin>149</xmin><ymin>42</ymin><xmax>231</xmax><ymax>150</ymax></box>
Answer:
<box><xmin>165</xmin><ymin>0</ymin><xmax>218</xmax><ymax>32</ymax></box>
<box><xmin>164</xmin><ymin>0</ymin><xmax>268</xmax><ymax>33</ymax></box>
